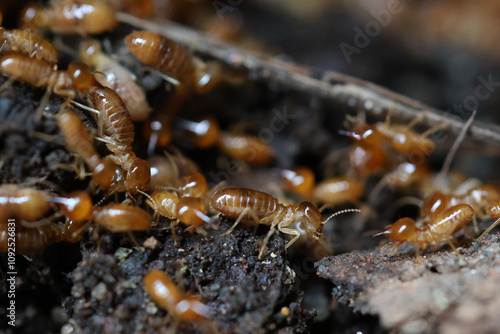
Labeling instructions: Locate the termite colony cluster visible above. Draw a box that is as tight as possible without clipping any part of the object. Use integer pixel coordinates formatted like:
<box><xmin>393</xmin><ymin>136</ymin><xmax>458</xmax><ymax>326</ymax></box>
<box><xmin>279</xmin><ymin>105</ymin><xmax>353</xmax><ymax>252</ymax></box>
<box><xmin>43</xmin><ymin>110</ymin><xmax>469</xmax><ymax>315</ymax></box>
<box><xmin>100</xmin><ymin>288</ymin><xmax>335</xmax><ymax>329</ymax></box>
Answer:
<box><xmin>1</xmin><ymin>0</ymin><xmax>499</xmax><ymax>332</ymax></box>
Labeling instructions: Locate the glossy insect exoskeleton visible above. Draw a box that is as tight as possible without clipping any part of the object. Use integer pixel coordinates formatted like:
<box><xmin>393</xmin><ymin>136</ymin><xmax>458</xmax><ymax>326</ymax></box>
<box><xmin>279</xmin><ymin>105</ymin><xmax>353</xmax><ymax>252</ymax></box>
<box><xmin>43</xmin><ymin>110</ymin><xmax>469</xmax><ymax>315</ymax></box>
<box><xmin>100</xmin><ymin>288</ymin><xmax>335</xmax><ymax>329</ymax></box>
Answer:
<box><xmin>210</xmin><ymin>187</ymin><xmax>359</xmax><ymax>258</ymax></box>
<box><xmin>87</xmin><ymin>86</ymin><xmax>151</xmax><ymax>193</ymax></box>
<box><xmin>216</xmin><ymin>132</ymin><xmax>275</xmax><ymax>166</ymax></box>
<box><xmin>143</xmin><ymin>269</ymin><xmax>209</xmax><ymax>321</ymax></box>
<box><xmin>0</xmin><ymin>19</ymin><xmax>58</xmax><ymax>64</ymax></box>
<box><xmin>20</xmin><ymin>0</ymin><xmax>118</xmax><ymax>35</ymax></box>
<box><xmin>375</xmin><ymin>204</ymin><xmax>475</xmax><ymax>258</ymax></box>
<box><xmin>79</xmin><ymin>40</ymin><xmax>151</xmax><ymax>121</ymax></box>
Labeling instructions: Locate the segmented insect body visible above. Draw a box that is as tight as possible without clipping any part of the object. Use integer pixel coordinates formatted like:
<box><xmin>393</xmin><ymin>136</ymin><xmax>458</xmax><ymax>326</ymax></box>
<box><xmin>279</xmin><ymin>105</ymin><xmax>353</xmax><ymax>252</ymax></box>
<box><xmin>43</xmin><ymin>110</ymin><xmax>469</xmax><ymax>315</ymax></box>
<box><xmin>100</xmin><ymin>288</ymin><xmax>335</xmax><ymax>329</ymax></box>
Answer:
<box><xmin>210</xmin><ymin>187</ymin><xmax>337</xmax><ymax>258</ymax></box>
<box><xmin>421</xmin><ymin>185</ymin><xmax>500</xmax><ymax>220</ymax></box>
<box><xmin>125</xmin><ymin>31</ymin><xmax>195</xmax><ymax>86</ymax></box>
<box><xmin>79</xmin><ymin>40</ymin><xmax>151</xmax><ymax>121</ymax></box>
<box><xmin>0</xmin><ymin>54</ymin><xmax>74</xmax><ymax>96</ymax></box>
<box><xmin>216</xmin><ymin>132</ymin><xmax>275</xmax><ymax>166</ymax></box>
<box><xmin>87</xmin><ymin>86</ymin><xmax>150</xmax><ymax>193</ymax></box>
<box><xmin>0</xmin><ymin>223</ymin><xmax>64</xmax><ymax>254</ymax></box>
<box><xmin>313</xmin><ymin>178</ymin><xmax>364</xmax><ymax>205</ymax></box>
<box><xmin>58</xmin><ymin>110</ymin><xmax>124</xmax><ymax>191</ymax></box>
<box><xmin>20</xmin><ymin>0</ymin><xmax>118</xmax><ymax>35</ymax></box>
<box><xmin>93</xmin><ymin>203</ymin><xmax>152</xmax><ymax>232</ymax></box>
<box><xmin>376</xmin><ymin>204</ymin><xmax>475</xmax><ymax>255</ymax></box>
<box><xmin>143</xmin><ymin>270</ymin><xmax>209</xmax><ymax>321</ymax></box>
<box><xmin>0</xmin><ymin>27</ymin><xmax>58</xmax><ymax>64</ymax></box>
<box><xmin>0</xmin><ymin>185</ymin><xmax>52</xmax><ymax>222</ymax></box>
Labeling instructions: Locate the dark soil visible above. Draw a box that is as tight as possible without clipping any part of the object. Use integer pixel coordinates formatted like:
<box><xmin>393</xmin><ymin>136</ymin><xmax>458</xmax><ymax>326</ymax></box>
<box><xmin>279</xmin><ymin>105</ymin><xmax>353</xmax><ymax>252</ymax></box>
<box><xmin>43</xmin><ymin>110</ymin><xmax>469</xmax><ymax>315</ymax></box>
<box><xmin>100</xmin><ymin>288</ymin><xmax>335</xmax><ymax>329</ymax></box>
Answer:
<box><xmin>316</xmin><ymin>233</ymin><xmax>500</xmax><ymax>334</ymax></box>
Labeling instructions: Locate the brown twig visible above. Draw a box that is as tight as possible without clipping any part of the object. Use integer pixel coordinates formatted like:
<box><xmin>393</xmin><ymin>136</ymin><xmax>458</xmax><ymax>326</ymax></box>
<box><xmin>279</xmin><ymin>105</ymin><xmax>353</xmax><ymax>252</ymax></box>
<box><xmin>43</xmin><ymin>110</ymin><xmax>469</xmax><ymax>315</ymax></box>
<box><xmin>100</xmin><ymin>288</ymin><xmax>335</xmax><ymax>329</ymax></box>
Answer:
<box><xmin>117</xmin><ymin>12</ymin><xmax>500</xmax><ymax>151</ymax></box>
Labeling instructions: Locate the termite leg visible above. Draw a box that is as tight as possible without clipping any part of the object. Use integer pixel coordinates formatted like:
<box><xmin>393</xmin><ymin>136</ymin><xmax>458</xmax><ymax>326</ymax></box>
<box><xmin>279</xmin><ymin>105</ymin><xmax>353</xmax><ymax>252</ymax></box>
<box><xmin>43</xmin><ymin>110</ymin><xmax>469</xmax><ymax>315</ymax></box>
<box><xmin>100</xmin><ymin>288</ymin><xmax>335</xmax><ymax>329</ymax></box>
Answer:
<box><xmin>127</xmin><ymin>231</ymin><xmax>144</xmax><ymax>251</ymax></box>
<box><xmin>446</xmin><ymin>239</ymin><xmax>463</xmax><ymax>258</ymax></box>
<box><xmin>472</xmin><ymin>216</ymin><xmax>479</xmax><ymax>234</ymax></box>
<box><xmin>221</xmin><ymin>207</ymin><xmax>259</xmax><ymax>237</ymax></box>
<box><xmin>279</xmin><ymin>227</ymin><xmax>301</xmax><ymax>249</ymax></box>
<box><xmin>462</xmin><ymin>225</ymin><xmax>476</xmax><ymax>241</ymax></box>
<box><xmin>258</xmin><ymin>225</ymin><xmax>276</xmax><ymax>259</ymax></box>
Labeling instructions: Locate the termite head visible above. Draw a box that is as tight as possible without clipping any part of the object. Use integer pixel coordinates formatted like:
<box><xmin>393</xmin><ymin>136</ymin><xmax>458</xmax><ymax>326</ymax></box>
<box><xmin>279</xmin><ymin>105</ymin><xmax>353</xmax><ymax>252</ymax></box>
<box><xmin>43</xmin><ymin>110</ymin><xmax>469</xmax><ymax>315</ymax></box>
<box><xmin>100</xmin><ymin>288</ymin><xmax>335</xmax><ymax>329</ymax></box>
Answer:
<box><xmin>19</xmin><ymin>2</ymin><xmax>48</xmax><ymax>31</ymax></box>
<box><xmin>67</xmin><ymin>61</ymin><xmax>101</xmax><ymax>92</ymax></box>
<box><xmin>374</xmin><ymin>217</ymin><xmax>416</xmax><ymax>243</ymax></box>
<box><xmin>341</xmin><ymin>124</ymin><xmax>384</xmax><ymax>148</ymax></box>
<box><xmin>126</xmin><ymin>158</ymin><xmax>151</xmax><ymax>194</ymax></box>
<box><xmin>297</xmin><ymin>202</ymin><xmax>324</xmax><ymax>240</ymax></box>
<box><xmin>78</xmin><ymin>40</ymin><xmax>102</xmax><ymax>66</ymax></box>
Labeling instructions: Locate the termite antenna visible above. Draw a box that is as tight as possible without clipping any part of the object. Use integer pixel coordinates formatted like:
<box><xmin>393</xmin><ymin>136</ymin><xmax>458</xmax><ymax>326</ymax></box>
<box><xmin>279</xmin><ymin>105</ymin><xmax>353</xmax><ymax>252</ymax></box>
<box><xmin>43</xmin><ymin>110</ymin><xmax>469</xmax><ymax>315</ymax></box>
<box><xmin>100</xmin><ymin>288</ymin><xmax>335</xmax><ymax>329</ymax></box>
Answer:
<box><xmin>137</xmin><ymin>189</ymin><xmax>154</xmax><ymax>203</ymax></box>
<box><xmin>322</xmin><ymin>208</ymin><xmax>361</xmax><ymax>225</ymax></box>
<box><xmin>479</xmin><ymin>216</ymin><xmax>500</xmax><ymax>239</ymax></box>
<box><xmin>439</xmin><ymin>109</ymin><xmax>476</xmax><ymax>178</ymax></box>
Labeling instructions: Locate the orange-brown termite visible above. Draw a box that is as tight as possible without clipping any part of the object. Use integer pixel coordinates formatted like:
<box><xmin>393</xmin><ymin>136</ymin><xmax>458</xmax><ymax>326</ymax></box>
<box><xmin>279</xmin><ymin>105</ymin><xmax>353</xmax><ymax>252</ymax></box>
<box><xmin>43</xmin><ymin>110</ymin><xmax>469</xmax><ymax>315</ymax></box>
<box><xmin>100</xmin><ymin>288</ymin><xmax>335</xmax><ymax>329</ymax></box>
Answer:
<box><xmin>57</xmin><ymin>110</ymin><xmax>122</xmax><ymax>191</ymax></box>
<box><xmin>125</xmin><ymin>31</ymin><xmax>195</xmax><ymax>86</ymax></box>
<box><xmin>20</xmin><ymin>0</ymin><xmax>118</xmax><ymax>35</ymax></box>
<box><xmin>143</xmin><ymin>269</ymin><xmax>210</xmax><ymax>322</ymax></box>
<box><xmin>1</xmin><ymin>223</ymin><xmax>65</xmax><ymax>254</ymax></box>
<box><xmin>125</xmin><ymin>31</ymin><xmax>221</xmax><ymax>94</ymax></box>
<box><xmin>176</xmin><ymin>116</ymin><xmax>220</xmax><ymax>149</ymax></box>
<box><xmin>0</xmin><ymin>22</ymin><xmax>58</xmax><ymax>64</ymax></box>
<box><xmin>376</xmin><ymin>112</ymin><xmax>447</xmax><ymax>156</ymax></box>
<box><xmin>144</xmin><ymin>191</ymin><xmax>211</xmax><ymax>234</ymax></box>
<box><xmin>210</xmin><ymin>187</ymin><xmax>360</xmax><ymax>258</ymax></box>
<box><xmin>0</xmin><ymin>54</ymin><xmax>75</xmax><ymax>99</ymax></box>
<box><xmin>279</xmin><ymin>167</ymin><xmax>316</xmax><ymax>197</ymax></box>
<box><xmin>375</xmin><ymin>204</ymin><xmax>475</xmax><ymax>258</ymax></box>
<box><xmin>87</xmin><ymin>86</ymin><xmax>151</xmax><ymax>194</ymax></box>
<box><xmin>216</xmin><ymin>132</ymin><xmax>275</xmax><ymax>166</ymax></box>
<box><xmin>313</xmin><ymin>177</ymin><xmax>364</xmax><ymax>206</ymax></box>
<box><xmin>79</xmin><ymin>40</ymin><xmax>152</xmax><ymax>121</ymax></box>
<box><xmin>421</xmin><ymin>184</ymin><xmax>500</xmax><ymax>233</ymax></box>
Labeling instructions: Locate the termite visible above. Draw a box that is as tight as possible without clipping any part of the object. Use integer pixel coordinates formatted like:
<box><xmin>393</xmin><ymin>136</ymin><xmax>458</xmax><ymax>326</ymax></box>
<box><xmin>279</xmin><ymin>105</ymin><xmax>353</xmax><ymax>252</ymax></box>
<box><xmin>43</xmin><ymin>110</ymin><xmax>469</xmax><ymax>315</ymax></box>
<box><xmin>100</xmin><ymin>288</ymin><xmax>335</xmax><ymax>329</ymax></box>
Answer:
<box><xmin>125</xmin><ymin>31</ymin><xmax>195</xmax><ymax>86</ymax></box>
<box><xmin>216</xmin><ymin>132</ymin><xmax>275</xmax><ymax>166</ymax></box>
<box><xmin>313</xmin><ymin>177</ymin><xmax>364</xmax><ymax>206</ymax></box>
<box><xmin>125</xmin><ymin>31</ymin><xmax>221</xmax><ymax>94</ymax></box>
<box><xmin>376</xmin><ymin>111</ymin><xmax>446</xmax><ymax>156</ymax></box>
<box><xmin>0</xmin><ymin>21</ymin><xmax>58</xmax><ymax>64</ymax></box>
<box><xmin>0</xmin><ymin>185</ymin><xmax>53</xmax><ymax>223</ymax></box>
<box><xmin>1</xmin><ymin>223</ymin><xmax>64</xmax><ymax>254</ymax></box>
<box><xmin>176</xmin><ymin>116</ymin><xmax>220</xmax><ymax>149</ymax></box>
<box><xmin>20</xmin><ymin>0</ymin><xmax>118</xmax><ymax>35</ymax></box>
<box><xmin>92</xmin><ymin>203</ymin><xmax>152</xmax><ymax>232</ymax></box>
<box><xmin>144</xmin><ymin>191</ymin><xmax>211</xmax><ymax>233</ymax></box>
<box><xmin>210</xmin><ymin>187</ymin><xmax>359</xmax><ymax>258</ymax></box>
<box><xmin>0</xmin><ymin>54</ymin><xmax>75</xmax><ymax>99</ymax></box>
<box><xmin>79</xmin><ymin>40</ymin><xmax>151</xmax><ymax>121</ymax></box>
<box><xmin>58</xmin><ymin>110</ymin><xmax>122</xmax><ymax>191</ymax></box>
<box><xmin>87</xmin><ymin>86</ymin><xmax>151</xmax><ymax>194</ymax></box>
<box><xmin>279</xmin><ymin>167</ymin><xmax>316</xmax><ymax>197</ymax></box>
<box><xmin>375</xmin><ymin>204</ymin><xmax>475</xmax><ymax>258</ymax></box>
<box><xmin>143</xmin><ymin>269</ymin><xmax>209</xmax><ymax>321</ymax></box>
<box><xmin>148</xmin><ymin>153</ymin><xmax>200</xmax><ymax>189</ymax></box>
